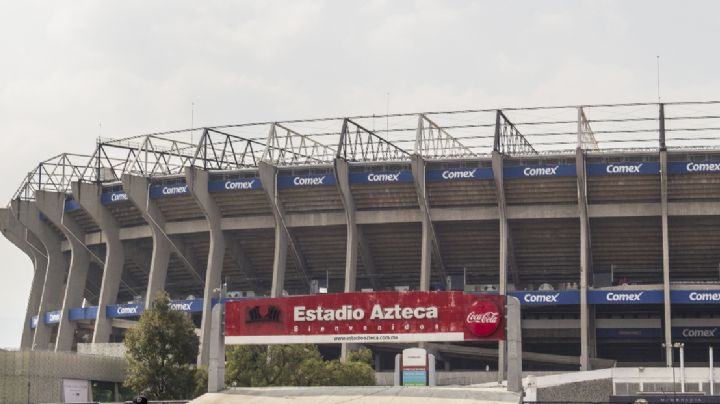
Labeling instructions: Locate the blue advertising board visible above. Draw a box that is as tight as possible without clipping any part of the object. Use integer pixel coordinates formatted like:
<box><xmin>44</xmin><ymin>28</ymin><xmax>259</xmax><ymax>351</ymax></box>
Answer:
<box><xmin>503</xmin><ymin>164</ymin><xmax>576</xmax><ymax>178</ymax></box>
<box><xmin>668</xmin><ymin>161</ymin><xmax>720</xmax><ymax>174</ymax></box>
<box><xmin>349</xmin><ymin>170</ymin><xmax>414</xmax><ymax>184</ymax></box>
<box><xmin>63</xmin><ymin>199</ymin><xmax>82</xmax><ymax>212</ymax></box>
<box><xmin>149</xmin><ymin>183</ymin><xmax>190</xmax><ymax>198</ymax></box>
<box><xmin>588</xmin><ymin>290</ymin><xmax>664</xmax><ymax>305</ymax></box>
<box><xmin>44</xmin><ymin>310</ymin><xmax>61</xmax><ymax>325</ymax></box>
<box><xmin>69</xmin><ymin>306</ymin><xmax>99</xmax><ymax>321</ymax></box>
<box><xmin>107</xmin><ymin>303</ymin><xmax>144</xmax><ymax>318</ymax></box>
<box><xmin>101</xmin><ymin>191</ymin><xmax>129</xmax><ymax>205</ymax></box>
<box><xmin>168</xmin><ymin>299</ymin><xmax>204</xmax><ymax>313</ymax></box>
<box><xmin>586</xmin><ymin>162</ymin><xmax>660</xmax><ymax>176</ymax></box>
<box><xmin>509</xmin><ymin>291</ymin><xmax>580</xmax><ymax>305</ymax></box>
<box><xmin>208</xmin><ymin>178</ymin><xmax>262</xmax><ymax>192</ymax></box>
<box><xmin>596</xmin><ymin>328</ymin><xmax>662</xmax><ymax>338</ymax></box>
<box><xmin>671</xmin><ymin>290</ymin><xmax>720</xmax><ymax>304</ymax></box>
<box><xmin>425</xmin><ymin>168</ymin><xmax>493</xmax><ymax>182</ymax></box>
<box><xmin>673</xmin><ymin>326</ymin><xmax>720</xmax><ymax>338</ymax></box>
<box><xmin>277</xmin><ymin>174</ymin><xmax>336</xmax><ymax>189</ymax></box>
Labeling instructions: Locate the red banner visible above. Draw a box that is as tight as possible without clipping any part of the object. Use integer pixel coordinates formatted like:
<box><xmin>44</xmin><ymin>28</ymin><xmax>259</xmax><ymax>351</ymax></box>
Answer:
<box><xmin>225</xmin><ymin>291</ymin><xmax>505</xmax><ymax>345</ymax></box>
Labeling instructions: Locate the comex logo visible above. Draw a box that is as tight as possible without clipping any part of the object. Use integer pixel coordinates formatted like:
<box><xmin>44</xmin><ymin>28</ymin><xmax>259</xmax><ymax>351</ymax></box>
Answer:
<box><xmin>48</xmin><ymin>312</ymin><xmax>61</xmax><ymax>322</ymax></box>
<box><xmin>523</xmin><ymin>293</ymin><xmax>560</xmax><ymax>303</ymax></box>
<box><xmin>293</xmin><ymin>176</ymin><xmax>326</xmax><ymax>186</ymax></box>
<box><xmin>682</xmin><ymin>328</ymin><xmax>717</xmax><ymax>338</ymax></box>
<box><xmin>225</xmin><ymin>180</ymin><xmax>256</xmax><ymax>190</ymax></box>
<box><xmin>606</xmin><ymin>163</ymin><xmax>643</xmax><ymax>174</ymax></box>
<box><xmin>170</xmin><ymin>302</ymin><xmax>193</xmax><ymax>311</ymax></box>
<box><xmin>606</xmin><ymin>292</ymin><xmax>643</xmax><ymax>302</ymax></box>
<box><xmin>523</xmin><ymin>166</ymin><xmax>559</xmax><ymax>177</ymax></box>
<box><xmin>687</xmin><ymin>162</ymin><xmax>720</xmax><ymax>172</ymax></box>
<box><xmin>162</xmin><ymin>185</ymin><xmax>189</xmax><ymax>195</ymax></box>
<box><xmin>688</xmin><ymin>292</ymin><xmax>720</xmax><ymax>302</ymax></box>
<box><xmin>442</xmin><ymin>169</ymin><xmax>477</xmax><ymax>180</ymax></box>
<box><xmin>116</xmin><ymin>306</ymin><xmax>139</xmax><ymax>315</ymax></box>
<box><xmin>111</xmin><ymin>192</ymin><xmax>128</xmax><ymax>202</ymax></box>
<box><xmin>368</xmin><ymin>172</ymin><xmax>401</xmax><ymax>182</ymax></box>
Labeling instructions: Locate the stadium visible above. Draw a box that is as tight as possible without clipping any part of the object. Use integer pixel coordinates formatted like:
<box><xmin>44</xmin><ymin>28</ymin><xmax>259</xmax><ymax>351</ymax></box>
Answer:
<box><xmin>4</xmin><ymin>100</ymin><xmax>720</xmax><ymax>375</ymax></box>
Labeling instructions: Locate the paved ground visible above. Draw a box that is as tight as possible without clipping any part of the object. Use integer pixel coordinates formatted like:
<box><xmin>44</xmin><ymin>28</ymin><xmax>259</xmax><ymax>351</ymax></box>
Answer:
<box><xmin>191</xmin><ymin>386</ymin><xmax>521</xmax><ymax>404</ymax></box>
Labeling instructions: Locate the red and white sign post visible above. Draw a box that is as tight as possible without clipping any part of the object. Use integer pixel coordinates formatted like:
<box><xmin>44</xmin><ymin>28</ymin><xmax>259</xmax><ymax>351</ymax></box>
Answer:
<box><xmin>225</xmin><ymin>291</ymin><xmax>505</xmax><ymax>344</ymax></box>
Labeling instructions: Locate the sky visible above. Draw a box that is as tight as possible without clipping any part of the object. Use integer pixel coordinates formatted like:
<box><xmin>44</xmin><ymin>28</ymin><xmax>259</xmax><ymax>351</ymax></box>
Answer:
<box><xmin>1</xmin><ymin>0</ymin><xmax>720</xmax><ymax>348</ymax></box>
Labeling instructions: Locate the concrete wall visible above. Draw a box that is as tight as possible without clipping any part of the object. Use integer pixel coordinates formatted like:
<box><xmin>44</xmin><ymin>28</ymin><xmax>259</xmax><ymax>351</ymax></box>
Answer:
<box><xmin>375</xmin><ymin>370</ymin><xmax>562</xmax><ymax>386</ymax></box>
<box><xmin>0</xmin><ymin>350</ymin><xmax>127</xmax><ymax>403</ymax></box>
<box><xmin>535</xmin><ymin>378</ymin><xmax>612</xmax><ymax>402</ymax></box>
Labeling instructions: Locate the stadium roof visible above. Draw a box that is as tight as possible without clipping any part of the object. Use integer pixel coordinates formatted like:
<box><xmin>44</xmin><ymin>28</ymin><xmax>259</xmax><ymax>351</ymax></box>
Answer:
<box><xmin>12</xmin><ymin>100</ymin><xmax>720</xmax><ymax>201</ymax></box>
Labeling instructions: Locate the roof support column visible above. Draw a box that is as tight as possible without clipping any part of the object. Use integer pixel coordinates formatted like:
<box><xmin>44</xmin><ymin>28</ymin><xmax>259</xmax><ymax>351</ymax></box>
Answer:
<box><xmin>72</xmin><ymin>181</ymin><xmax>125</xmax><ymax>344</ymax></box>
<box><xmin>259</xmin><ymin>162</ymin><xmax>311</xmax><ymax>296</ymax></box>
<box><xmin>411</xmin><ymin>155</ymin><xmax>447</xmax><ymax>291</ymax></box>
<box><xmin>334</xmin><ymin>158</ymin><xmax>358</xmax><ymax>293</ymax></box>
<box><xmin>334</xmin><ymin>158</ymin><xmax>378</xmax><ymax>292</ymax></box>
<box><xmin>122</xmin><ymin>174</ymin><xmax>171</xmax><ymax>305</ymax></box>
<box><xmin>491</xmin><ymin>151</ymin><xmax>508</xmax><ymax>382</ymax></box>
<box><xmin>186</xmin><ymin>167</ymin><xmax>226</xmax><ymax>368</ymax></box>
<box><xmin>35</xmin><ymin>191</ymin><xmax>91</xmax><ymax>352</ymax></box>
<box><xmin>576</xmin><ymin>149</ymin><xmax>594</xmax><ymax>370</ymax></box>
<box><xmin>660</xmin><ymin>148</ymin><xmax>672</xmax><ymax>367</ymax></box>
<box><xmin>259</xmin><ymin>162</ymin><xmax>288</xmax><ymax>297</ymax></box>
<box><xmin>0</xmin><ymin>209</ymin><xmax>47</xmax><ymax>350</ymax></box>
<box><xmin>12</xmin><ymin>199</ymin><xmax>67</xmax><ymax>351</ymax></box>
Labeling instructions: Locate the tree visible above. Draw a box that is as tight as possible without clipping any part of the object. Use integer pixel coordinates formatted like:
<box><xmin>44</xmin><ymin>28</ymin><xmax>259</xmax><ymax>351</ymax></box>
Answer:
<box><xmin>123</xmin><ymin>292</ymin><xmax>201</xmax><ymax>400</ymax></box>
<box><xmin>225</xmin><ymin>345</ymin><xmax>375</xmax><ymax>387</ymax></box>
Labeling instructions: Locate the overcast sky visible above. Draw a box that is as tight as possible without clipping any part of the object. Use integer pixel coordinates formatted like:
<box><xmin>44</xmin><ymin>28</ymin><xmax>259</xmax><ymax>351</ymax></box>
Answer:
<box><xmin>1</xmin><ymin>1</ymin><xmax>719</xmax><ymax>348</ymax></box>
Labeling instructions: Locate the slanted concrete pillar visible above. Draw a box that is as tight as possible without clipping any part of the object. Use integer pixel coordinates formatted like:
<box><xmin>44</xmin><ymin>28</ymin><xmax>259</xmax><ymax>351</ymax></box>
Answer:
<box><xmin>334</xmin><ymin>158</ymin><xmax>358</xmax><ymax>293</ymax></box>
<box><xmin>186</xmin><ymin>167</ymin><xmax>226</xmax><ymax>367</ymax></box>
<box><xmin>575</xmin><ymin>149</ymin><xmax>593</xmax><ymax>370</ymax></box>
<box><xmin>506</xmin><ymin>296</ymin><xmax>523</xmax><ymax>393</ymax></box>
<box><xmin>0</xmin><ymin>209</ymin><xmax>47</xmax><ymax>349</ymax></box>
<box><xmin>12</xmin><ymin>199</ymin><xmax>67</xmax><ymax>350</ymax></box>
<box><xmin>258</xmin><ymin>162</ymin><xmax>288</xmax><ymax>298</ymax></box>
<box><xmin>122</xmin><ymin>174</ymin><xmax>171</xmax><ymax>305</ymax></box>
<box><xmin>660</xmin><ymin>149</ymin><xmax>672</xmax><ymax>366</ymax></box>
<box><xmin>491</xmin><ymin>151</ymin><xmax>508</xmax><ymax>382</ymax></box>
<box><xmin>72</xmin><ymin>181</ymin><xmax>125</xmax><ymax>344</ymax></box>
<box><xmin>35</xmin><ymin>191</ymin><xmax>91</xmax><ymax>352</ymax></box>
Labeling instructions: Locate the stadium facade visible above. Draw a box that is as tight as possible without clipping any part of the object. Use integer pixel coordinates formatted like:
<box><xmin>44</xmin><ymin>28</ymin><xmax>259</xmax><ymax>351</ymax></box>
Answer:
<box><xmin>3</xmin><ymin>101</ymin><xmax>720</xmax><ymax>372</ymax></box>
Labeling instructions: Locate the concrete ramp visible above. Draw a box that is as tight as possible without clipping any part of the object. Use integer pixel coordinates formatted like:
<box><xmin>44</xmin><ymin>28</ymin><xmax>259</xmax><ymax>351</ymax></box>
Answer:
<box><xmin>191</xmin><ymin>386</ymin><xmax>521</xmax><ymax>404</ymax></box>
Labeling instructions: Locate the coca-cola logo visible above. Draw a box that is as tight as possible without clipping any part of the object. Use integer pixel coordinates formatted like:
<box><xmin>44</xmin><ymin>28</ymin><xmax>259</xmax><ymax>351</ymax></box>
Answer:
<box><xmin>465</xmin><ymin>300</ymin><xmax>501</xmax><ymax>337</ymax></box>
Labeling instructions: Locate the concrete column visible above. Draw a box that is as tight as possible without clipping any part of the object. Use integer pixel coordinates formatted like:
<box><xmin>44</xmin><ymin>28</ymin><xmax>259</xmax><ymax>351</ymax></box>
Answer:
<box><xmin>186</xmin><ymin>167</ymin><xmax>226</xmax><ymax>367</ymax></box>
<box><xmin>575</xmin><ymin>149</ymin><xmax>592</xmax><ymax>370</ymax></box>
<box><xmin>12</xmin><ymin>199</ymin><xmax>67</xmax><ymax>350</ymax></box>
<box><xmin>334</xmin><ymin>158</ymin><xmax>358</xmax><ymax>293</ymax></box>
<box><xmin>660</xmin><ymin>150</ymin><xmax>672</xmax><ymax>366</ymax></box>
<box><xmin>72</xmin><ymin>181</ymin><xmax>125</xmax><ymax>344</ymax></box>
<box><xmin>35</xmin><ymin>191</ymin><xmax>91</xmax><ymax>352</ymax></box>
<box><xmin>0</xmin><ymin>209</ymin><xmax>47</xmax><ymax>349</ymax></box>
<box><xmin>506</xmin><ymin>296</ymin><xmax>523</xmax><ymax>393</ymax></box>
<box><xmin>413</xmin><ymin>154</ymin><xmax>432</xmax><ymax>291</ymax></box>
<box><xmin>258</xmin><ymin>162</ymin><xmax>288</xmax><ymax>297</ymax></box>
<box><xmin>491</xmin><ymin>151</ymin><xmax>508</xmax><ymax>382</ymax></box>
<box><xmin>122</xmin><ymin>174</ymin><xmax>171</xmax><ymax>305</ymax></box>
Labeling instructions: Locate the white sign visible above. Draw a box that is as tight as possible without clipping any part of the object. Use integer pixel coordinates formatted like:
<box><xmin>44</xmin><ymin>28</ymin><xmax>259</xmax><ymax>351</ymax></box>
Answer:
<box><xmin>63</xmin><ymin>379</ymin><xmax>90</xmax><ymax>403</ymax></box>
<box><xmin>402</xmin><ymin>347</ymin><xmax>428</xmax><ymax>367</ymax></box>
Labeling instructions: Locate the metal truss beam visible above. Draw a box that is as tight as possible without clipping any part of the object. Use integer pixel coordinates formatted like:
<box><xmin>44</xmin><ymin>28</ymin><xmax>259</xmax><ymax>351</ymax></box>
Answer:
<box><xmin>415</xmin><ymin>114</ymin><xmax>476</xmax><ymax>159</ymax></box>
<box><xmin>13</xmin><ymin>153</ymin><xmax>94</xmax><ymax>201</ymax></box>
<box><xmin>192</xmin><ymin>128</ymin><xmax>264</xmax><ymax>170</ymax></box>
<box><xmin>494</xmin><ymin>110</ymin><xmax>537</xmax><ymax>156</ymax></box>
<box><xmin>262</xmin><ymin>123</ymin><xmax>335</xmax><ymax>166</ymax></box>
<box><xmin>577</xmin><ymin>107</ymin><xmax>599</xmax><ymax>150</ymax></box>
<box><xmin>337</xmin><ymin>118</ymin><xmax>410</xmax><ymax>162</ymax></box>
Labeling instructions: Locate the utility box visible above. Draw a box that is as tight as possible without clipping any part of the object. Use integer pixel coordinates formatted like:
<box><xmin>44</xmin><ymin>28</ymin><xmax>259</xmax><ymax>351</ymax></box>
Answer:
<box><xmin>394</xmin><ymin>348</ymin><xmax>436</xmax><ymax>386</ymax></box>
